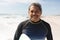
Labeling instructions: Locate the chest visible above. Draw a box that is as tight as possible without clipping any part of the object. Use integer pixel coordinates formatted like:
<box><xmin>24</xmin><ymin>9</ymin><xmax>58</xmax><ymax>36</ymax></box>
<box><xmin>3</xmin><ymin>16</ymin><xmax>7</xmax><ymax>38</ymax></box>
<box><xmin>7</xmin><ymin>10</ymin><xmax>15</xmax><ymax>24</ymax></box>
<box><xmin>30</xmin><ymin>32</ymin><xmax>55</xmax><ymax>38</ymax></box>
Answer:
<box><xmin>22</xmin><ymin>23</ymin><xmax>48</xmax><ymax>36</ymax></box>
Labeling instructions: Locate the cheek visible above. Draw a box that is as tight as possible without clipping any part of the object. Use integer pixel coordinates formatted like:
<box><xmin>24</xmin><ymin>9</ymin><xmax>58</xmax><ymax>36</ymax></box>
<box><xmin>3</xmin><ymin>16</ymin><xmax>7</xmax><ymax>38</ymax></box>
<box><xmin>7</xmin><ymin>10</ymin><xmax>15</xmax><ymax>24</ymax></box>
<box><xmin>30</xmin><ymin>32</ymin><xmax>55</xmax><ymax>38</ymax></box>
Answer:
<box><xmin>28</xmin><ymin>12</ymin><xmax>32</xmax><ymax>15</ymax></box>
<box><xmin>37</xmin><ymin>14</ymin><xmax>41</xmax><ymax>17</ymax></box>
<box><xmin>28</xmin><ymin>13</ymin><xmax>32</xmax><ymax>18</ymax></box>
<box><xmin>39</xmin><ymin>14</ymin><xmax>41</xmax><ymax>16</ymax></box>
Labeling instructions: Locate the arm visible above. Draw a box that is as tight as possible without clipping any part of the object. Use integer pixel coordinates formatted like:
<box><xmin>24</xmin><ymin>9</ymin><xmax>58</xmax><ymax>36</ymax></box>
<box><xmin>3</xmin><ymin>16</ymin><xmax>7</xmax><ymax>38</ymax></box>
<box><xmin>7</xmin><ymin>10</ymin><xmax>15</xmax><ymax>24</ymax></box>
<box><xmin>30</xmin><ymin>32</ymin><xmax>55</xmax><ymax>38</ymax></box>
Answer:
<box><xmin>14</xmin><ymin>23</ymin><xmax>23</xmax><ymax>40</ymax></box>
<box><xmin>46</xmin><ymin>24</ymin><xmax>53</xmax><ymax>40</ymax></box>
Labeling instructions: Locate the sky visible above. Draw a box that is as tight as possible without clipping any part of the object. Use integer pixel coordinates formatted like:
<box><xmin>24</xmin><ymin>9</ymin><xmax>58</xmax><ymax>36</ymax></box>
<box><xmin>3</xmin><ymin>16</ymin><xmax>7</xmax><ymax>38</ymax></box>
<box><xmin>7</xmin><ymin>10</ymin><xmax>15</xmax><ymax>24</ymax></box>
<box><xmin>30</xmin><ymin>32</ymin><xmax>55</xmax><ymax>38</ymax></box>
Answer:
<box><xmin>0</xmin><ymin>0</ymin><xmax>60</xmax><ymax>16</ymax></box>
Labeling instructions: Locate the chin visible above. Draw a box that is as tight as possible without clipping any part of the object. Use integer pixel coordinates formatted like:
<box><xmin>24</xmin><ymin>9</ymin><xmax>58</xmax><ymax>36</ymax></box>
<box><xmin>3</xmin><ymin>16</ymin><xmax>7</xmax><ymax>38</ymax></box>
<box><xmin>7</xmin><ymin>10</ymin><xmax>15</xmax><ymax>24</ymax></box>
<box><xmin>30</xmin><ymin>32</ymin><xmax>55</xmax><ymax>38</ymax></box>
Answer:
<box><xmin>31</xmin><ymin>18</ymin><xmax>38</xmax><ymax>21</ymax></box>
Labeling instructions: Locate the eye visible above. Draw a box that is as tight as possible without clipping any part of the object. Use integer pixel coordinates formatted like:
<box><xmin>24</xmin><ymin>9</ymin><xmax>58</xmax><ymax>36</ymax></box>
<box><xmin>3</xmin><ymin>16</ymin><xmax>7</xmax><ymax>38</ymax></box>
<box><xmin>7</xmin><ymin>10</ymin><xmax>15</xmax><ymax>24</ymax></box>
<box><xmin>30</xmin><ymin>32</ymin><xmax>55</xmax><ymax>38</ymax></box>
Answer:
<box><xmin>31</xmin><ymin>10</ymin><xmax>34</xmax><ymax>13</ymax></box>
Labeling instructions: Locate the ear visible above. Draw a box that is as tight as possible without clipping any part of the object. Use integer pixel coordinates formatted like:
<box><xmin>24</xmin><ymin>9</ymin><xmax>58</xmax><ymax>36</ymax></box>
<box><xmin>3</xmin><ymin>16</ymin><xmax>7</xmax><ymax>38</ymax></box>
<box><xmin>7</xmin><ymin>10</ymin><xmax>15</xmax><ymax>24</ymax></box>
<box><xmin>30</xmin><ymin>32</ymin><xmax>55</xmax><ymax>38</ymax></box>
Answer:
<box><xmin>40</xmin><ymin>11</ymin><xmax>42</xmax><ymax>15</ymax></box>
<box><xmin>27</xmin><ymin>10</ymin><xmax>30</xmax><ymax>18</ymax></box>
<box><xmin>28</xmin><ymin>10</ymin><xmax>30</xmax><ymax>15</ymax></box>
<box><xmin>39</xmin><ymin>11</ymin><xmax>42</xmax><ymax>17</ymax></box>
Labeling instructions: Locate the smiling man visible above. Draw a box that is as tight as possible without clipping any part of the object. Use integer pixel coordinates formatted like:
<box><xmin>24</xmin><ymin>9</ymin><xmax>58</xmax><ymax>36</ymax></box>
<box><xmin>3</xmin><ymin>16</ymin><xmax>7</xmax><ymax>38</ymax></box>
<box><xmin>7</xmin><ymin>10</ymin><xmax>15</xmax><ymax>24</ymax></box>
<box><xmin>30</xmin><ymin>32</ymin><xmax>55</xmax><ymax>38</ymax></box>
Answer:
<box><xmin>28</xmin><ymin>3</ymin><xmax>42</xmax><ymax>22</ymax></box>
<box><xmin>14</xmin><ymin>3</ymin><xmax>53</xmax><ymax>40</ymax></box>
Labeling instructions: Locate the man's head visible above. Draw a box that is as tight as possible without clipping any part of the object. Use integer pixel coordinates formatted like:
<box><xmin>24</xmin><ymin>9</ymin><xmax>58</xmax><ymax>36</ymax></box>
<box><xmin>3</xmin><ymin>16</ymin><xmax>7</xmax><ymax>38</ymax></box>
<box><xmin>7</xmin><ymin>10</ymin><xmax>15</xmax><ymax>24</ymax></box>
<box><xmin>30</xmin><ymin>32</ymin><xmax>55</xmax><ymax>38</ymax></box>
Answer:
<box><xmin>28</xmin><ymin>3</ymin><xmax>42</xmax><ymax>22</ymax></box>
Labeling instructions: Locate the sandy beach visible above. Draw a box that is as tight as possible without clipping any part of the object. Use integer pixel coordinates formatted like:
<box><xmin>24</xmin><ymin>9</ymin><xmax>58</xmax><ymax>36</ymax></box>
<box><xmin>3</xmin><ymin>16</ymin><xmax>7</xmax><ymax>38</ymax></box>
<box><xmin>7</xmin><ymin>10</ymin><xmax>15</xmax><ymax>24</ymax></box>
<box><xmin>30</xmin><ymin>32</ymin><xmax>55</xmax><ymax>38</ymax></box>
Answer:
<box><xmin>0</xmin><ymin>15</ymin><xmax>60</xmax><ymax>40</ymax></box>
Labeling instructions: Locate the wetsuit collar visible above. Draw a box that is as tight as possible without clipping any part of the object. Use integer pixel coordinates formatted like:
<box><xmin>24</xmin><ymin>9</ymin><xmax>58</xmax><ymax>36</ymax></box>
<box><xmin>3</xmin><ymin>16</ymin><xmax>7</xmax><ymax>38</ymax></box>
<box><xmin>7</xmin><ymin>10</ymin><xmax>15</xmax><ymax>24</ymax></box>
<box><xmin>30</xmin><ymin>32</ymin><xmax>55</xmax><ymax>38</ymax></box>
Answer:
<box><xmin>29</xmin><ymin>19</ymin><xmax>42</xmax><ymax>24</ymax></box>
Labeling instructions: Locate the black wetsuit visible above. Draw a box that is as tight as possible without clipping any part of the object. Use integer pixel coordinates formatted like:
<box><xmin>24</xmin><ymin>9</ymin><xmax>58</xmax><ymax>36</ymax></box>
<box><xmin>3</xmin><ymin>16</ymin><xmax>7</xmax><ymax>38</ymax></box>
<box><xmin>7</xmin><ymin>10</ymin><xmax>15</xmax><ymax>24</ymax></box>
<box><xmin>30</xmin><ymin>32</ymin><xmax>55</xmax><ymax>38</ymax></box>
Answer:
<box><xmin>14</xmin><ymin>19</ymin><xmax>53</xmax><ymax>40</ymax></box>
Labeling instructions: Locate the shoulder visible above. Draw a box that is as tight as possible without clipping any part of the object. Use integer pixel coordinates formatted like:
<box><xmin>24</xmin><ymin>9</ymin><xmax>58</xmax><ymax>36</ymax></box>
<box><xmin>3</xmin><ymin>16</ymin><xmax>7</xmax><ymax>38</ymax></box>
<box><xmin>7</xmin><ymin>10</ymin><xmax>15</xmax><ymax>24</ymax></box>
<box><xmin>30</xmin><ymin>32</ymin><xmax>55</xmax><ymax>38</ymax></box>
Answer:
<box><xmin>41</xmin><ymin>19</ymin><xmax>50</xmax><ymax>26</ymax></box>
<box><xmin>17</xmin><ymin>19</ymin><xmax>29</xmax><ymax>29</ymax></box>
<box><xmin>41</xmin><ymin>19</ymin><xmax>52</xmax><ymax>30</ymax></box>
<box><xmin>18</xmin><ymin>19</ymin><xmax>29</xmax><ymax>26</ymax></box>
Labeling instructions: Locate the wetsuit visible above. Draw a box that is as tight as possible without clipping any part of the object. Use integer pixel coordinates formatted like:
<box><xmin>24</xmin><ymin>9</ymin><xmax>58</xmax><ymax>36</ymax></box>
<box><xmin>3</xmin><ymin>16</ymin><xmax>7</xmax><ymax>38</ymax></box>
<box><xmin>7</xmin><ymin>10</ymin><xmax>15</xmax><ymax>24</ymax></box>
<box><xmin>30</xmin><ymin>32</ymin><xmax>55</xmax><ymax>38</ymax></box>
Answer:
<box><xmin>14</xmin><ymin>19</ymin><xmax>53</xmax><ymax>40</ymax></box>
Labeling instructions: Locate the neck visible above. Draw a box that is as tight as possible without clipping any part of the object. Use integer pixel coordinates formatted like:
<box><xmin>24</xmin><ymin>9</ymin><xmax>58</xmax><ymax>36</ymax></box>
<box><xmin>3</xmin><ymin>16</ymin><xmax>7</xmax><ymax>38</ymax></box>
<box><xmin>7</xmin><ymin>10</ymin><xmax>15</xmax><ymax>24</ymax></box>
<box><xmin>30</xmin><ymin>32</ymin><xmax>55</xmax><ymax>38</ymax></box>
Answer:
<box><xmin>29</xmin><ymin>19</ymin><xmax>42</xmax><ymax>24</ymax></box>
<box><xmin>31</xmin><ymin>19</ymin><xmax>40</xmax><ymax>22</ymax></box>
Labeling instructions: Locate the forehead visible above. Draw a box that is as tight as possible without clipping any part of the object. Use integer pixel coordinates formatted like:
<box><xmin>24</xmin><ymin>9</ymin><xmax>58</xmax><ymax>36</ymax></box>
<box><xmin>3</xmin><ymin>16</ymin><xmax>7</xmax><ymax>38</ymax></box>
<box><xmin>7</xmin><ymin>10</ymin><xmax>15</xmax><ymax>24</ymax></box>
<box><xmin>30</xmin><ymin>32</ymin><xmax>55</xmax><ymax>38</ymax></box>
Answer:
<box><xmin>29</xmin><ymin>5</ymin><xmax>40</xmax><ymax>11</ymax></box>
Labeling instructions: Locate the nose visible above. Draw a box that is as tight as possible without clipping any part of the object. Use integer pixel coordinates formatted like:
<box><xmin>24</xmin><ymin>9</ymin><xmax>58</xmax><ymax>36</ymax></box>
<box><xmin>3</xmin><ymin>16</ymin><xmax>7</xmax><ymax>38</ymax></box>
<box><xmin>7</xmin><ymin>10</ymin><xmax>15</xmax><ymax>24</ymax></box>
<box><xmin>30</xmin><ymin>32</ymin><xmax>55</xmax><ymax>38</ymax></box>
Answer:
<box><xmin>33</xmin><ymin>12</ymin><xmax>36</xmax><ymax>15</ymax></box>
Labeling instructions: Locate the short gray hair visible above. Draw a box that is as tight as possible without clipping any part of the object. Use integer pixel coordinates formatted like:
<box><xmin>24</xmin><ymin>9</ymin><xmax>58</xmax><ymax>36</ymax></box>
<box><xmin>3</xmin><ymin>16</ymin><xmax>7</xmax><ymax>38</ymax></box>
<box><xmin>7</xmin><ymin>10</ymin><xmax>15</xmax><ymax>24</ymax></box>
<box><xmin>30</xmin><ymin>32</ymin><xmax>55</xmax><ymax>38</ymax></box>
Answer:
<box><xmin>28</xmin><ymin>3</ymin><xmax>42</xmax><ymax>11</ymax></box>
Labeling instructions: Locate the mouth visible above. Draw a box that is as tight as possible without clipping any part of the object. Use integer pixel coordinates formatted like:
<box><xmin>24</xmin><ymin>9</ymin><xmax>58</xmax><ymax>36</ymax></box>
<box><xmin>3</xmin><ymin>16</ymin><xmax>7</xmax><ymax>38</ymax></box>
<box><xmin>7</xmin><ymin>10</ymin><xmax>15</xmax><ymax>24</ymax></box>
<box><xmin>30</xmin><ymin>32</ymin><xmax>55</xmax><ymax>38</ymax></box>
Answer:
<box><xmin>31</xmin><ymin>16</ymin><xmax>39</xmax><ymax>19</ymax></box>
<box><xmin>32</xmin><ymin>15</ymin><xmax>38</xmax><ymax>18</ymax></box>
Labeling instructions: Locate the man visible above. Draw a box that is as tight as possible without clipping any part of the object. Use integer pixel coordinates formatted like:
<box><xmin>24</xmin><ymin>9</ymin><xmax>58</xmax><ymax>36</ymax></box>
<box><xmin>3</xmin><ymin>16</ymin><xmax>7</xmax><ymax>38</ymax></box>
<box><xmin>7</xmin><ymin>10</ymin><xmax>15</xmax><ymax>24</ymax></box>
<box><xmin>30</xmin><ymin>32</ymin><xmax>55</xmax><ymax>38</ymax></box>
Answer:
<box><xmin>14</xmin><ymin>3</ymin><xmax>53</xmax><ymax>40</ymax></box>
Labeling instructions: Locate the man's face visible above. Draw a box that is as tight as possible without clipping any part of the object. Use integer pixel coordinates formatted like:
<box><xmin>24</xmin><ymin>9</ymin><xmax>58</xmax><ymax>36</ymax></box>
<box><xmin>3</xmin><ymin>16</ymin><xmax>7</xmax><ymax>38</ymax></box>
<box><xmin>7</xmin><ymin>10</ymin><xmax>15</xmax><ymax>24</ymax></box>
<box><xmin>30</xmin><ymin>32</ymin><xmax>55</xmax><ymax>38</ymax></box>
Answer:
<box><xmin>28</xmin><ymin>5</ymin><xmax>42</xmax><ymax>21</ymax></box>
